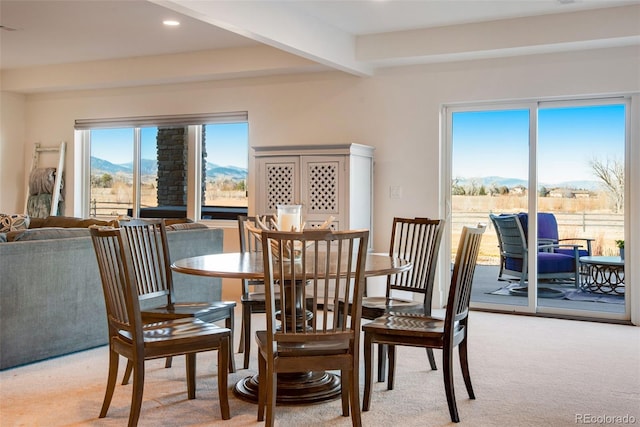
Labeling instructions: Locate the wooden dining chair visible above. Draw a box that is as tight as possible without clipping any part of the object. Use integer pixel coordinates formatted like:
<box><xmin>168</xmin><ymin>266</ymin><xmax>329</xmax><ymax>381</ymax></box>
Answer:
<box><xmin>256</xmin><ymin>228</ymin><xmax>369</xmax><ymax>427</ymax></box>
<box><xmin>89</xmin><ymin>226</ymin><xmax>231</xmax><ymax>427</ymax></box>
<box><xmin>362</xmin><ymin>224</ymin><xmax>486</xmax><ymax>423</ymax></box>
<box><xmin>343</xmin><ymin>217</ymin><xmax>445</xmax><ymax>381</ymax></box>
<box><xmin>118</xmin><ymin>218</ymin><xmax>236</xmax><ymax>384</ymax></box>
<box><xmin>237</xmin><ymin>215</ymin><xmax>276</xmax><ymax>369</ymax></box>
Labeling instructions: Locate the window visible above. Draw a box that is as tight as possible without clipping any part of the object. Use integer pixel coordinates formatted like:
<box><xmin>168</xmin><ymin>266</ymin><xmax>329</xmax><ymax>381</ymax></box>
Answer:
<box><xmin>76</xmin><ymin>112</ymin><xmax>248</xmax><ymax>220</ymax></box>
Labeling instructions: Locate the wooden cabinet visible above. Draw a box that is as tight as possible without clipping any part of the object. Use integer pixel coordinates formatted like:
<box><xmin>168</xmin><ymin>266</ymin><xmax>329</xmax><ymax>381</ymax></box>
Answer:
<box><xmin>254</xmin><ymin>144</ymin><xmax>374</xmax><ymax>246</ymax></box>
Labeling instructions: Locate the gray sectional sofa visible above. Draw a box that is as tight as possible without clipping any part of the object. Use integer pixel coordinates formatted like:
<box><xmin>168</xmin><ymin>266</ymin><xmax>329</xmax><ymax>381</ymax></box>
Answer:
<box><xmin>0</xmin><ymin>217</ymin><xmax>225</xmax><ymax>370</ymax></box>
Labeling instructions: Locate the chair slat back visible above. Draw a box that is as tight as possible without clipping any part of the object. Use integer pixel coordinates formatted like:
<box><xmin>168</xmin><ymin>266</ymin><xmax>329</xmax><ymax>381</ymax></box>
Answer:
<box><xmin>387</xmin><ymin>217</ymin><xmax>444</xmax><ymax>298</ymax></box>
<box><xmin>489</xmin><ymin>214</ymin><xmax>526</xmax><ymax>258</ymax></box>
<box><xmin>119</xmin><ymin>219</ymin><xmax>174</xmax><ymax>305</ymax></box>
<box><xmin>90</xmin><ymin>226</ymin><xmax>142</xmax><ymax>340</ymax></box>
<box><xmin>446</xmin><ymin>224</ymin><xmax>486</xmax><ymax>328</ymax></box>
<box><xmin>238</xmin><ymin>215</ymin><xmax>275</xmax><ymax>297</ymax></box>
<box><xmin>261</xmin><ymin>229</ymin><xmax>369</xmax><ymax>348</ymax></box>
<box><xmin>238</xmin><ymin>215</ymin><xmax>266</xmax><ymax>255</ymax></box>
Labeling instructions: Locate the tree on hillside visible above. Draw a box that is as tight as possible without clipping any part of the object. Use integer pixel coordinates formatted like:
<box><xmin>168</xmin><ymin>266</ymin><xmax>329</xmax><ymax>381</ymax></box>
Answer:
<box><xmin>539</xmin><ymin>186</ymin><xmax>549</xmax><ymax>197</ymax></box>
<box><xmin>590</xmin><ymin>158</ymin><xmax>624</xmax><ymax>213</ymax></box>
<box><xmin>452</xmin><ymin>178</ymin><xmax>465</xmax><ymax>195</ymax></box>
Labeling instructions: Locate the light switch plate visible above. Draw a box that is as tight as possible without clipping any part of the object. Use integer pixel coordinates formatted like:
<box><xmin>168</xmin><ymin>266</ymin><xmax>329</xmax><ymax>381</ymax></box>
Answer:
<box><xmin>389</xmin><ymin>185</ymin><xmax>402</xmax><ymax>199</ymax></box>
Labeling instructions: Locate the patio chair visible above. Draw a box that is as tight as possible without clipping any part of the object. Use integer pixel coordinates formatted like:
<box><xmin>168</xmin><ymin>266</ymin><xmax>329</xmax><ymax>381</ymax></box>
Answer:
<box><xmin>489</xmin><ymin>214</ymin><xmax>581</xmax><ymax>290</ymax></box>
<box><xmin>519</xmin><ymin>212</ymin><xmax>593</xmax><ymax>258</ymax></box>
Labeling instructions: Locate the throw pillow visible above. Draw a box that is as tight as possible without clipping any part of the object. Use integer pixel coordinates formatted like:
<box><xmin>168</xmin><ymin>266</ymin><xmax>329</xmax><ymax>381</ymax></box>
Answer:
<box><xmin>0</xmin><ymin>214</ymin><xmax>30</xmax><ymax>232</ymax></box>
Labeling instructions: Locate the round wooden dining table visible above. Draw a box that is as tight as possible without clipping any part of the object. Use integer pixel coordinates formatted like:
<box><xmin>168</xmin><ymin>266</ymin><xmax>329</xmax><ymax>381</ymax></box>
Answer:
<box><xmin>171</xmin><ymin>251</ymin><xmax>411</xmax><ymax>405</ymax></box>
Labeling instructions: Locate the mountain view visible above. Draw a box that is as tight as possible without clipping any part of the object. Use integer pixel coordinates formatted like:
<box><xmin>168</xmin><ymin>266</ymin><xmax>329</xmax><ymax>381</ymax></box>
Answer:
<box><xmin>92</xmin><ymin>157</ymin><xmax>600</xmax><ymax>191</ymax></box>
<box><xmin>90</xmin><ymin>157</ymin><xmax>247</xmax><ymax>181</ymax></box>
<box><xmin>454</xmin><ymin>175</ymin><xmax>602</xmax><ymax>191</ymax></box>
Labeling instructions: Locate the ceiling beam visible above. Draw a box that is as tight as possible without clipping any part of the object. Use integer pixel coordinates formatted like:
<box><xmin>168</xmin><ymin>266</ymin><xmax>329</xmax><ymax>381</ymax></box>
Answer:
<box><xmin>151</xmin><ymin>0</ymin><xmax>373</xmax><ymax>77</ymax></box>
<box><xmin>357</xmin><ymin>4</ymin><xmax>640</xmax><ymax>67</ymax></box>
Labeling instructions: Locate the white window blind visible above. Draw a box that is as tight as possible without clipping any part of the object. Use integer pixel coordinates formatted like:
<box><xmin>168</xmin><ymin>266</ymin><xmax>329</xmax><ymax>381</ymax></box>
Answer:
<box><xmin>75</xmin><ymin>111</ymin><xmax>248</xmax><ymax>129</ymax></box>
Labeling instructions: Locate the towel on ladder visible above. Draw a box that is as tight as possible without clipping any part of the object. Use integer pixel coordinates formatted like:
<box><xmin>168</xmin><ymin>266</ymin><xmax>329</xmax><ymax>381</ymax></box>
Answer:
<box><xmin>29</xmin><ymin>167</ymin><xmax>64</xmax><ymax>200</ymax></box>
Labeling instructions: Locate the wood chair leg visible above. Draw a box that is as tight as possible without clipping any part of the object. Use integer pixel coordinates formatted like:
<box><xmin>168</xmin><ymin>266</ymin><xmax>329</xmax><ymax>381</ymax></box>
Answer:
<box><xmin>186</xmin><ymin>353</ymin><xmax>196</xmax><ymax>400</ymax></box>
<box><xmin>340</xmin><ymin>369</ymin><xmax>350</xmax><ymax>416</ymax></box>
<box><xmin>350</xmin><ymin>366</ymin><xmax>363</xmax><ymax>427</ymax></box>
<box><xmin>242</xmin><ymin>306</ymin><xmax>252</xmax><ymax>369</ymax></box>
<box><xmin>427</xmin><ymin>348</ymin><xmax>437</xmax><ymax>370</ymax></box>
<box><xmin>387</xmin><ymin>344</ymin><xmax>396</xmax><ymax>390</ymax></box>
<box><xmin>165</xmin><ymin>356</ymin><xmax>173</xmax><ymax>368</ymax></box>
<box><xmin>238</xmin><ymin>317</ymin><xmax>245</xmax><ymax>353</ymax></box>
<box><xmin>362</xmin><ymin>333</ymin><xmax>373</xmax><ymax>412</ymax></box>
<box><xmin>459</xmin><ymin>339</ymin><xmax>475</xmax><ymax>399</ymax></box>
<box><xmin>225</xmin><ymin>314</ymin><xmax>236</xmax><ymax>373</ymax></box>
<box><xmin>100</xmin><ymin>349</ymin><xmax>120</xmax><ymax>418</ymax></box>
<box><xmin>376</xmin><ymin>343</ymin><xmax>387</xmax><ymax>382</ymax></box>
<box><xmin>121</xmin><ymin>360</ymin><xmax>133</xmax><ymax>385</ymax></box>
<box><xmin>257</xmin><ymin>351</ymin><xmax>266</xmax><ymax>421</ymax></box>
<box><xmin>443</xmin><ymin>347</ymin><xmax>460</xmax><ymax>423</ymax></box>
<box><xmin>128</xmin><ymin>359</ymin><xmax>145</xmax><ymax>427</ymax></box>
<box><xmin>218</xmin><ymin>336</ymin><xmax>231</xmax><ymax>420</ymax></box>
<box><xmin>265</xmin><ymin>361</ymin><xmax>277</xmax><ymax>427</ymax></box>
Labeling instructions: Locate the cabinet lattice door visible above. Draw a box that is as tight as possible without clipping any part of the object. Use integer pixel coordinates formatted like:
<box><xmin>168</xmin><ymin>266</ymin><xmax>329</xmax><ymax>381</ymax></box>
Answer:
<box><xmin>254</xmin><ymin>144</ymin><xmax>373</xmax><ymax>247</ymax></box>
<box><xmin>265</xmin><ymin>161</ymin><xmax>297</xmax><ymax>211</ymax></box>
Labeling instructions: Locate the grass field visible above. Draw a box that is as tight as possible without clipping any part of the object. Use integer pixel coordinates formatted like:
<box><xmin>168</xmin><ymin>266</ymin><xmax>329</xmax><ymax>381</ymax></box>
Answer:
<box><xmin>452</xmin><ymin>194</ymin><xmax>624</xmax><ymax>265</ymax></box>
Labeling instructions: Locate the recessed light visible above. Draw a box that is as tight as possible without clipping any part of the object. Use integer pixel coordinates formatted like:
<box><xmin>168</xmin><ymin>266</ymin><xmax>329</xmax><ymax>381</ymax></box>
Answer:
<box><xmin>163</xmin><ymin>20</ymin><xmax>180</xmax><ymax>27</ymax></box>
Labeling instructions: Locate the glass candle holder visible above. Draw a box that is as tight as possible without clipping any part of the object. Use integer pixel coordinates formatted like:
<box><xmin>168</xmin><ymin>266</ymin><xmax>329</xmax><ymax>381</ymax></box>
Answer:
<box><xmin>277</xmin><ymin>205</ymin><xmax>302</xmax><ymax>231</ymax></box>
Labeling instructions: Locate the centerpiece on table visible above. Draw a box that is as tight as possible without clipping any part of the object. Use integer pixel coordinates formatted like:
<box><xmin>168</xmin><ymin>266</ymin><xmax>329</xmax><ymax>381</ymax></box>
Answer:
<box><xmin>244</xmin><ymin>205</ymin><xmax>334</xmax><ymax>260</ymax></box>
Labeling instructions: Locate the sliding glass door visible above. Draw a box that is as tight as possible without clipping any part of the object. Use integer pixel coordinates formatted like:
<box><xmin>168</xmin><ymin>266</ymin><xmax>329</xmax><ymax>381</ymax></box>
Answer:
<box><xmin>450</xmin><ymin>107</ymin><xmax>531</xmax><ymax>308</ymax></box>
<box><xmin>447</xmin><ymin>98</ymin><xmax>628</xmax><ymax>320</ymax></box>
<box><xmin>536</xmin><ymin>101</ymin><xmax>626</xmax><ymax>315</ymax></box>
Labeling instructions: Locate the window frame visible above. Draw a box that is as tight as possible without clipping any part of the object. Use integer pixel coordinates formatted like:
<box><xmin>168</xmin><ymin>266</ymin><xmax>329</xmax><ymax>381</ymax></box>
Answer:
<box><xmin>441</xmin><ymin>95</ymin><xmax>632</xmax><ymax>322</ymax></box>
<box><xmin>75</xmin><ymin>112</ymin><xmax>249</xmax><ymax>221</ymax></box>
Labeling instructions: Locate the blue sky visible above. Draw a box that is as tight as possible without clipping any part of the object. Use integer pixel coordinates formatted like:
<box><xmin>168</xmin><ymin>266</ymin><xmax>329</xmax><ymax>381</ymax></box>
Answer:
<box><xmin>91</xmin><ymin>122</ymin><xmax>249</xmax><ymax>168</ymax></box>
<box><xmin>452</xmin><ymin>104</ymin><xmax>625</xmax><ymax>184</ymax></box>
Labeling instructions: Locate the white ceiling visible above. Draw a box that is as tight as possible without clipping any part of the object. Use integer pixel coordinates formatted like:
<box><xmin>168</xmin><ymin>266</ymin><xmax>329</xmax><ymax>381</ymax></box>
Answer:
<box><xmin>1</xmin><ymin>0</ymin><xmax>639</xmax><ymax>90</ymax></box>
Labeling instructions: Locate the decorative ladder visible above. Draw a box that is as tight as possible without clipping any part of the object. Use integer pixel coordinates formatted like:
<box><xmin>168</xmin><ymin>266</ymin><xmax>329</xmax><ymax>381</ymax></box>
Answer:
<box><xmin>24</xmin><ymin>141</ymin><xmax>66</xmax><ymax>217</ymax></box>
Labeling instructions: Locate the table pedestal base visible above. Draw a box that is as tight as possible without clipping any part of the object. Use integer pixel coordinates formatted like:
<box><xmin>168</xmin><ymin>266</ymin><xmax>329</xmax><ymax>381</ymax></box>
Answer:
<box><xmin>233</xmin><ymin>371</ymin><xmax>342</xmax><ymax>404</ymax></box>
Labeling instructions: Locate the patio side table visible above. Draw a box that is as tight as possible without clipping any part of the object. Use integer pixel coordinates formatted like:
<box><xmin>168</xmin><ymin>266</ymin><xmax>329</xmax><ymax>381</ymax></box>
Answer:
<box><xmin>579</xmin><ymin>256</ymin><xmax>625</xmax><ymax>295</ymax></box>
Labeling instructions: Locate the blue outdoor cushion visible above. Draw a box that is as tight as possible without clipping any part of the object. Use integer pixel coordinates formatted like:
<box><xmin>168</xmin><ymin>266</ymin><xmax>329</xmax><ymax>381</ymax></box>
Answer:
<box><xmin>516</xmin><ymin>212</ymin><xmax>558</xmax><ymax>241</ymax></box>
<box><xmin>517</xmin><ymin>212</ymin><xmax>588</xmax><ymax>257</ymax></box>
<box><xmin>505</xmin><ymin>252</ymin><xmax>576</xmax><ymax>274</ymax></box>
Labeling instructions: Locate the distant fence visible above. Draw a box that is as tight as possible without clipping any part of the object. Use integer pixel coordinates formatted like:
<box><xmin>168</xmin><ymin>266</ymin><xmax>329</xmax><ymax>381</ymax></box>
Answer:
<box><xmin>451</xmin><ymin>211</ymin><xmax>624</xmax><ymax>232</ymax></box>
<box><xmin>90</xmin><ymin>200</ymin><xmax>131</xmax><ymax>217</ymax></box>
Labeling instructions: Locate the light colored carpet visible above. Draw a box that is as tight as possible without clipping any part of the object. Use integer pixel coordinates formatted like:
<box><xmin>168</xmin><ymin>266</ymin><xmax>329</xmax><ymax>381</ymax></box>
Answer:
<box><xmin>1</xmin><ymin>310</ymin><xmax>639</xmax><ymax>426</ymax></box>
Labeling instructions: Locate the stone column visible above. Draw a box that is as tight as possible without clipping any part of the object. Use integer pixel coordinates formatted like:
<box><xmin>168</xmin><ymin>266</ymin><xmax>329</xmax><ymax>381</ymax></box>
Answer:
<box><xmin>156</xmin><ymin>127</ymin><xmax>206</xmax><ymax>207</ymax></box>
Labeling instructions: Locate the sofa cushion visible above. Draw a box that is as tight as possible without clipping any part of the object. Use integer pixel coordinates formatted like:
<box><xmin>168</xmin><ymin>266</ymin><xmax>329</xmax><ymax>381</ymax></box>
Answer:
<box><xmin>6</xmin><ymin>227</ymin><xmax>91</xmax><ymax>242</ymax></box>
<box><xmin>0</xmin><ymin>214</ymin><xmax>30</xmax><ymax>232</ymax></box>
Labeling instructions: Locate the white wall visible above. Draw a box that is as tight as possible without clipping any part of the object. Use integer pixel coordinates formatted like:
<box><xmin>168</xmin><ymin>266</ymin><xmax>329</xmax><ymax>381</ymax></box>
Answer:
<box><xmin>2</xmin><ymin>45</ymin><xmax>638</xmax><ymax>319</ymax></box>
<box><xmin>0</xmin><ymin>91</ymin><xmax>26</xmax><ymax>212</ymax></box>
<box><xmin>10</xmin><ymin>46</ymin><xmax>638</xmax><ymax>247</ymax></box>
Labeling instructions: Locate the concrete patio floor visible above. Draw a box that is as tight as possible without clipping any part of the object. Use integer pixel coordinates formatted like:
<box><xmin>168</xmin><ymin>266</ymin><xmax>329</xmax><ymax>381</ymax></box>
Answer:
<box><xmin>471</xmin><ymin>264</ymin><xmax>625</xmax><ymax>315</ymax></box>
